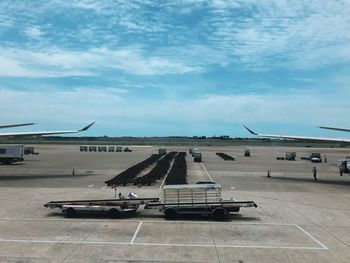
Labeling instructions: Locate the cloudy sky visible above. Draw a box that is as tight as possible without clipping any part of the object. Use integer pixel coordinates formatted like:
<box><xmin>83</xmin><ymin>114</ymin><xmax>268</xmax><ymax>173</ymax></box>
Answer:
<box><xmin>0</xmin><ymin>0</ymin><xmax>349</xmax><ymax>137</ymax></box>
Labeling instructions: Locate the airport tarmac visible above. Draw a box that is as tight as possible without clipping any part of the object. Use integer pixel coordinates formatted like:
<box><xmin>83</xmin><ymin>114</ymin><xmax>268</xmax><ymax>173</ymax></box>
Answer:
<box><xmin>0</xmin><ymin>144</ymin><xmax>350</xmax><ymax>262</ymax></box>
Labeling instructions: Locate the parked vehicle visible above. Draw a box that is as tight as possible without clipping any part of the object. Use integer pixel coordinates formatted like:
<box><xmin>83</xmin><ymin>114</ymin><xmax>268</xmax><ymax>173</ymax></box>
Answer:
<box><xmin>285</xmin><ymin>152</ymin><xmax>296</xmax><ymax>161</ymax></box>
<box><xmin>337</xmin><ymin>159</ymin><xmax>350</xmax><ymax>176</ymax></box>
<box><xmin>310</xmin><ymin>153</ymin><xmax>322</xmax><ymax>163</ymax></box>
<box><xmin>146</xmin><ymin>184</ymin><xmax>257</xmax><ymax>219</ymax></box>
<box><xmin>80</xmin><ymin>145</ymin><xmax>88</xmax><ymax>152</ymax></box>
<box><xmin>44</xmin><ymin>184</ymin><xmax>257</xmax><ymax>219</ymax></box>
<box><xmin>0</xmin><ymin>145</ymin><xmax>24</xmax><ymax>164</ymax></box>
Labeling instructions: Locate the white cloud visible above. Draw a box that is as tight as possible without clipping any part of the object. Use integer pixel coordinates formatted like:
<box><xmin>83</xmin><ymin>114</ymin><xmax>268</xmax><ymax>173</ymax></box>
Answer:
<box><xmin>1</xmin><ymin>0</ymin><xmax>349</xmax><ymax>71</ymax></box>
<box><xmin>0</xmin><ymin>46</ymin><xmax>205</xmax><ymax>77</ymax></box>
<box><xmin>24</xmin><ymin>26</ymin><xmax>43</xmax><ymax>39</ymax></box>
<box><xmin>207</xmin><ymin>0</ymin><xmax>350</xmax><ymax>70</ymax></box>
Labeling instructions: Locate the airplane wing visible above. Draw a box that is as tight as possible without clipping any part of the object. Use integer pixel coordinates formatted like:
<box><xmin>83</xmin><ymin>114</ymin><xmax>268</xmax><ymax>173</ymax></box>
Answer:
<box><xmin>243</xmin><ymin>125</ymin><xmax>350</xmax><ymax>143</ymax></box>
<box><xmin>0</xmin><ymin>122</ymin><xmax>95</xmax><ymax>137</ymax></box>
<box><xmin>319</xmin><ymin>126</ymin><xmax>350</xmax><ymax>133</ymax></box>
<box><xmin>0</xmin><ymin>123</ymin><xmax>36</xmax><ymax>129</ymax></box>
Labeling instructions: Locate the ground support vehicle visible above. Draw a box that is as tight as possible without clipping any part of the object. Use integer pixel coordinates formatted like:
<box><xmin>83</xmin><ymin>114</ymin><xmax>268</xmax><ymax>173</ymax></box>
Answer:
<box><xmin>145</xmin><ymin>184</ymin><xmax>257</xmax><ymax>219</ymax></box>
<box><xmin>24</xmin><ymin>146</ymin><xmax>35</xmax><ymax>155</ymax></box>
<box><xmin>285</xmin><ymin>152</ymin><xmax>296</xmax><ymax>161</ymax></box>
<box><xmin>108</xmin><ymin>146</ymin><xmax>115</xmax><ymax>152</ymax></box>
<box><xmin>0</xmin><ymin>145</ymin><xmax>24</xmax><ymax>164</ymax></box>
<box><xmin>244</xmin><ymin>149</ymin><xmax>250</xmax><ymax>157</ymax></box>
<box><xmin>88</xmin><ymin>146</ymin><xmax>97</xmax><ymax>152</ymax></box>
<box><xmin>98</xmin><ymin>146</ymin><xmax>107</xmax><ymax>152</ymax></box>
<box><xmin>159</xmin><ymin>147</ymin><xmax>167</xmax><ymax>155</ymax></box>
<box><xmin>191</xmin><ymin>149</ymin><xmax>202</xmax><ymax>162</ymax></box>
<box><xmin>310</xmin><ymin>153</ymin><xmax>322</xmax><ymax>163</ymax></box>
<box><xmin>80</xmin><ymin>146</ymin><xmax>88</xmax><ymax>152</ymax></box>
<box><xmin>44</xmin><ymin>197</ymin><xmax>160</xmax><ymax>218</ymax></box>
<box><xmin>44</xmin><ymin>184</ymin><xmax>257</xmax><ymax>219</ymax></box>
<box><xmin>337</xmin><ymin>159</ymin><xmax>350</xmax><ymax>176</ymax></box>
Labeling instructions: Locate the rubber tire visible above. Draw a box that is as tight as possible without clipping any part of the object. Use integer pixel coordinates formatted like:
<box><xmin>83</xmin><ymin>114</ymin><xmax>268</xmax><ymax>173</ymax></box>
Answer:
<box><xmin>164</xmin><ymin>208</ymin><xmax>177</xmax><ymax>219</ymax></box>
<box><xmin>65</xmin><ymin>208</ymin><xmax>76</xmax><ymax>218</ymax></box>
<box><xmin>213</xmin><ymin>208</ymin><xmax>226</xmax><ymax>220</ymax></box>
<box><xmin>108</xmin><ymin>208</ymin><xmax>120</xmax><ymax>218</ymax></box>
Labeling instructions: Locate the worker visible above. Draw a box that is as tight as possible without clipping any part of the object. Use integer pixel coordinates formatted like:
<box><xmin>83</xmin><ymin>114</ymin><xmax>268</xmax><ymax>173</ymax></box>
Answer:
<box><xmin>313</xmin><ymin>166</ymin><xmax>317</xmax><ymax>181</ymax></box>
<box><xmin>267</xmin><ymin>170</ymin><xmax>271</xmax><ymax>177</ymax></box>
<box><xmin>324</xmin><ymin>155</ymin><xmax>327</xmax><ymax>163</ymax></box>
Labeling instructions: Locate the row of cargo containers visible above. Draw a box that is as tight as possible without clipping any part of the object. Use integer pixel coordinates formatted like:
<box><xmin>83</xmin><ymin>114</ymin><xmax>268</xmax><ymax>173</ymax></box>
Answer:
<box><xmin>80</xmin><ymin>146</ymin><xmax>131</xmax><ymax>152</ymax></box>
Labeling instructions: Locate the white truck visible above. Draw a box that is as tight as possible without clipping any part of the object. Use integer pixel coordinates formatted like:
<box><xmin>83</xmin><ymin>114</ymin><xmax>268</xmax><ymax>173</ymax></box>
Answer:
<box><xmin>0</xmin><ymin>145</ymin><xmax>24</xmax><ymax>164</ymax></box>
<box><xmin>310</xmin><ymin>153</ymin><xmax>322</xmax><ymax>163</ymax></box>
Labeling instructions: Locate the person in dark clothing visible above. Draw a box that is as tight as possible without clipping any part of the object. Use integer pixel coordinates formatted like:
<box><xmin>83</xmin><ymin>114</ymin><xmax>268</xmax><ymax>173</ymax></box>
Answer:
<box><xmin>313</xmin><ymin>166</ymin><xmax>317</xmax><ymax>181</ymax></box>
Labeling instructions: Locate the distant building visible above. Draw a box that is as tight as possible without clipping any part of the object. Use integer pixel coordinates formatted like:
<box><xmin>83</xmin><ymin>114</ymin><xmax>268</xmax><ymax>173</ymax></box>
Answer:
<box><xmin>220</xmin><ymin>135</ymin><xmax>230</xmax><ymax>140</ymax></box>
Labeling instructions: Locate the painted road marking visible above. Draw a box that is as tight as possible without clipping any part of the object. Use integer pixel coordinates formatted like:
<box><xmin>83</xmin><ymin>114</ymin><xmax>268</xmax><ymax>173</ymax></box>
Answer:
<box><xmin>130</xmin><ymin>220</ymin><xmax>143</xmax><ymax>244</ymax></box>
<box><xmin>0</xmin><ymin>219</ymin><xmax>328</xmax><ymax>250</ymax></box>
<box><xmin>201</xmin><ymin>163</ymin><xmax>213</xmax><ymax>182</ymax></box>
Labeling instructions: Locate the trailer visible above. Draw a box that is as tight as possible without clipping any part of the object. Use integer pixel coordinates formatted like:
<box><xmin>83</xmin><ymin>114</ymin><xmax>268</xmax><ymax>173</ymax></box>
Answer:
<box><xmin>145</xmin><ymin>184</ymin><xmax>257</xmax><ymax>219</ymax></box>
<box><xmin>98</xmin><ymin>146</ymin><xmax>107</xmax><ymax>152</ymax></box>
<box><xmin>88</xmin><ymin>146</ymin><xmax>97</xmax><ymax>152</ymax></box>
<box><xmin>44</xmin><ymin>195</ymin><xmax>160</xmax><ymax>218</ymax></box>
<box><xmin>108</xmin><ymin>146</ymin><xmax>115</xmax><ymax>152</ymax></box>
<box><xmin>0</xmin><ymin>145</ymin><xmax>24</xmax><ymax>164</ymax></box>
<box><xmin>80</xmin><ymin>145</ymin><xmax>88</xmax><ymax>152</ymax></box>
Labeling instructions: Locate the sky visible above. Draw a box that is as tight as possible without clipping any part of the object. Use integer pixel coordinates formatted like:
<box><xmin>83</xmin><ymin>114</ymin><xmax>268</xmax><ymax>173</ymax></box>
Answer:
<box><xmin>0</xmin><ymin>0</ymin><xmax>350</xmax><ymax>137</ymax></box>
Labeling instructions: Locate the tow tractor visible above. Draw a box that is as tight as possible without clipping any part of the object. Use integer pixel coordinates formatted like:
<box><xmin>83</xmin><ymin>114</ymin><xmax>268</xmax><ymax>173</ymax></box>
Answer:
<box><xmin>44</xmin><ymin>184</ymin><xmax>257</xmax><ymax>219</ymax></box>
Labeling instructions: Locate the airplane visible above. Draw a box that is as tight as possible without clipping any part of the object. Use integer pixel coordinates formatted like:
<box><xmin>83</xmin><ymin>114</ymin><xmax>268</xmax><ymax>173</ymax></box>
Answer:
<box><xmin>0</xmin><ymin>122</ymin><xmax>95</xmax><ymax>137</ymax></box>
<box><xmin>243</xmin><ymin>125</ymin><xmax>350</xmax><ymax>143</ymax></box>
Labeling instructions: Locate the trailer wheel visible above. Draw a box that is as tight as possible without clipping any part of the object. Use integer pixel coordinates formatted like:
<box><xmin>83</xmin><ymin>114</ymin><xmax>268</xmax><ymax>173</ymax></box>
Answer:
<box><xmin>164</xmin><ymin>208</ymin><xmax>177</xmax><ymax>219</ymax></box>
<box><xmin>65</xmin><ymin>208</ymin><xmax>76</xmax><ymax>218</ymax></box>
<box><xmin>108</xmin><ymin>208</ymin><xmax>120</xmax><ymax>218</ymax></box>
<box><xmin>213</xmin><ymin>208</ymin><xmax>226</xmax><ymax>220</ymax></box>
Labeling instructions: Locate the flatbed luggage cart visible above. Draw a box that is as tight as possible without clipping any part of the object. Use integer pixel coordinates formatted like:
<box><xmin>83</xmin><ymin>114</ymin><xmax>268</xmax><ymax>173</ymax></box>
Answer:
<box><xmin>145</xmin><ymin>184</ymin><xmax>257</xmax><ymax>219</ymax></box>
<box><xmin>44</xmin><ymin>197</ymin><xmax>159</xmax><ymax>218</ymax></box>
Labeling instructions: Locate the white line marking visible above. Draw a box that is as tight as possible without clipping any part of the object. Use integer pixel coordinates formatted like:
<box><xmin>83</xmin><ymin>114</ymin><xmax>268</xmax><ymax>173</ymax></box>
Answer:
<box><xmin>130</xmin><ymin>221</ymin><xmax>143</xmax><ymax>244</ymax></box>
<box><xmin>0</xmin><ymin>239</ymin><xmax>126</xmax><ymax>245</ymax></box>
<box><xmin>295</xmin><ymin>224</ymin><xmax>328</xmax><ymax>250</ymax></box>
<box><xmin>0</xmin><ymin>239</ymin><xmax>325</xmax><ymax>250</ymax></box>
<box><xmin>0</xmin><ymin>220</ymin><xmax>327</xmax><ymax>250</ymax></box>
<box><xmin>159</xmin><ymin>175</ymin><xmax>167</xmax><ymax>189</ymax></box>
<box><xmin>201</xmin><ymin>163</ymin><xmax>213</xmax><ymax>182</ymax></box>
<box><xmin>0</xmin><ymin>218</ymin><xmax>298</xmax><ymax>226</ymax></box>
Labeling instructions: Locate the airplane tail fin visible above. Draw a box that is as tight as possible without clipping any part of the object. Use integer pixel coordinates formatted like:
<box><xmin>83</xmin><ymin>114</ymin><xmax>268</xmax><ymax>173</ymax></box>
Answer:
<box><xmin>243</xmin><ymin>125</ymin><xmax>258</xmax><ymax>135</ymax></box>
<box><xmin>80</xmin><ymin>122</ymin><xmax>95</xmax><ymax>132</ymax></box>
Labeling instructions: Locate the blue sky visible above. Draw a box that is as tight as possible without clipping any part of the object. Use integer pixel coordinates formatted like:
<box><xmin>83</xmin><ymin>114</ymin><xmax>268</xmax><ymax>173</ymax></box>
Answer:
<box><xmin>0</xmin><ymin>0</ymin><xmax>350</xmax><ymax>137</ymax></box>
